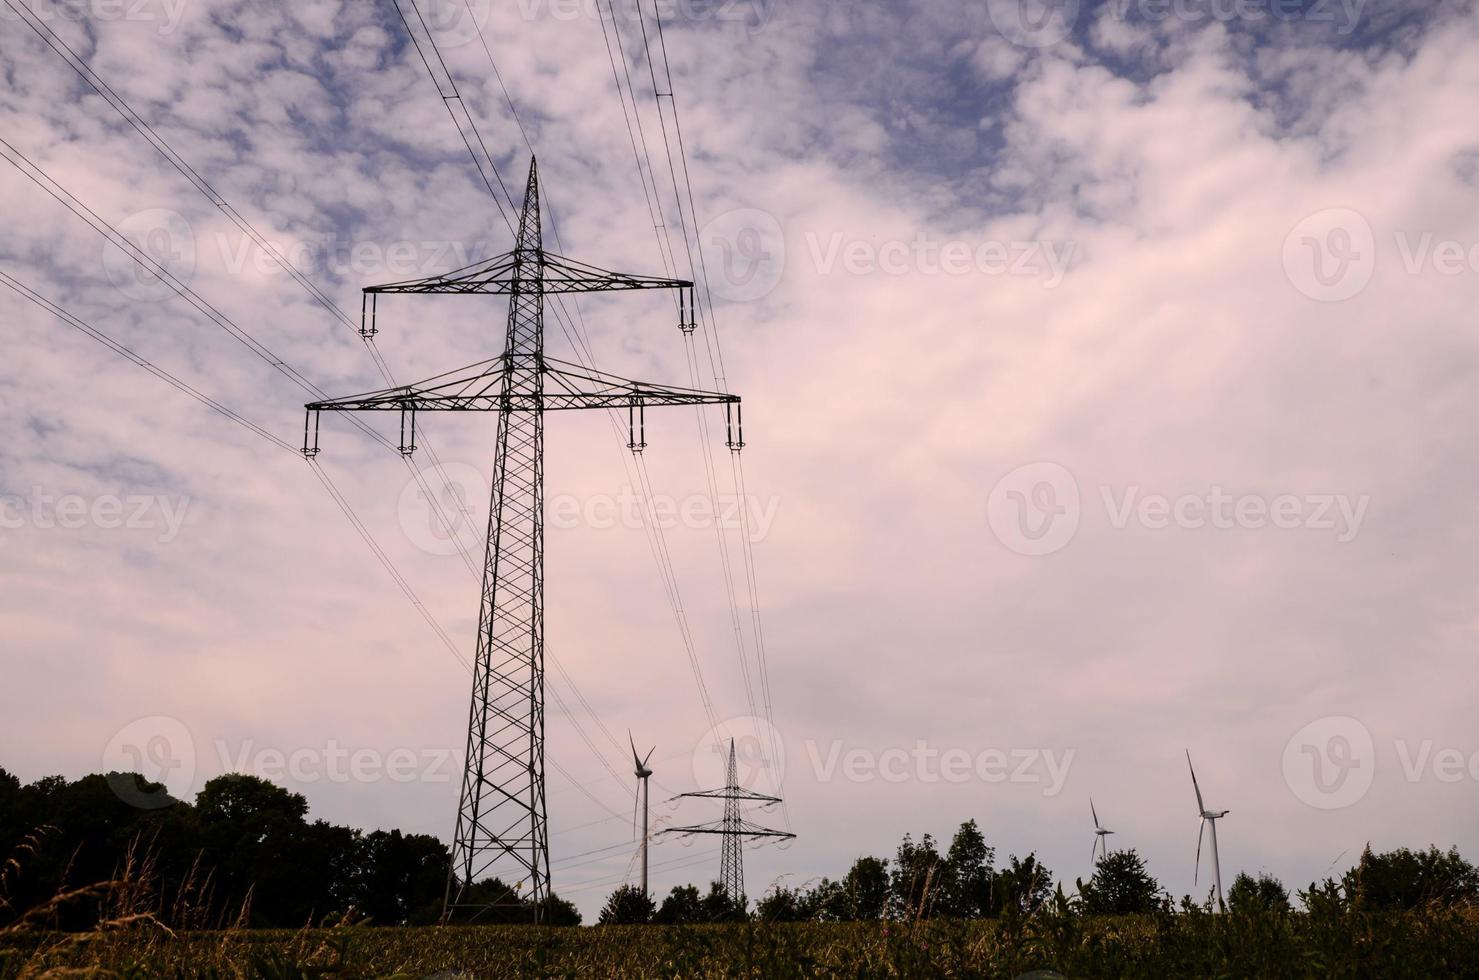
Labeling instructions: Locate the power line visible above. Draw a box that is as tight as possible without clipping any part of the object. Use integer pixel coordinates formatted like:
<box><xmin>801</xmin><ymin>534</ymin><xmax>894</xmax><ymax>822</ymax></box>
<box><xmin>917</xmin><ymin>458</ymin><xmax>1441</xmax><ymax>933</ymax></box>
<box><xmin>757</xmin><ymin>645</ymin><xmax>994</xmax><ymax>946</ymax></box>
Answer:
<box><xmin>2</xmin><ymin>8</ymin><xmax>634</xmax><ymax>805</ymax></box>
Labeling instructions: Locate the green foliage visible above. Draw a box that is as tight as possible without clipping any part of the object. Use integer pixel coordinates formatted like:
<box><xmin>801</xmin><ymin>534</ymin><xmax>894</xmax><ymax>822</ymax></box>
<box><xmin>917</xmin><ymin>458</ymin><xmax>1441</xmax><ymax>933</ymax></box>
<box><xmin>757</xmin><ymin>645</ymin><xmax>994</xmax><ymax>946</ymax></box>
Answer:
<box><xmin>1076</xmin><ymin>849</ymin><xmax>1164</xmax><ymax>915</ymax></box>
<box><xmin>1342</xmin><ymin>844</ymin><xmax>1479</xmax><ymax>911</ymax></box>
<box><xmin>598</xmin><ymin>884</ymin><xmax>656</xmax><ymax>925</ymax></box>
<box><xmin>991</xmin><ymin>853</ymin><xmax>1054</xmax><ymax>916</ymax></box>
<box><xmin>655</xmin><ymin>884</ymin><xmax>704</xmax><ymax>924</ymax></box>
<box><xmin>837</xmin><ymin>855</ymin><xmax>890</xmax><ymax>920</ymax></box>
<box><xmin>0</xmin><ymin>769</ymin><xmax>451</xmax><ymax>929</ymax></box>
<box><xmin>1227</xmin><ymin>871</ymin><xmax>1291</xmax><ymax>914</ymax></box>
<box><xmin>889</xmin><ymin>833</ymin><xmax>944</xmax><ymax>918</ymax></box>
<box><xmin>940</xmin><ymin>820</ymin><xmax>994</xmax><ymax>918</ymax></box>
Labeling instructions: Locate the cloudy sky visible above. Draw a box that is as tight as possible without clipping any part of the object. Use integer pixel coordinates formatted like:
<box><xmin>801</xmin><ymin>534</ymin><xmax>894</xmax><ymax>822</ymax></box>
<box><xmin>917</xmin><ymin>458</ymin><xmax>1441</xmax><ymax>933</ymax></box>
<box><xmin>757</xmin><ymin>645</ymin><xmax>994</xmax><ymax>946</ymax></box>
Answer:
<box><xmin>4</xmin><ymin>0</ymin><xmax>1479</xmax><ymax>916</ymax></box>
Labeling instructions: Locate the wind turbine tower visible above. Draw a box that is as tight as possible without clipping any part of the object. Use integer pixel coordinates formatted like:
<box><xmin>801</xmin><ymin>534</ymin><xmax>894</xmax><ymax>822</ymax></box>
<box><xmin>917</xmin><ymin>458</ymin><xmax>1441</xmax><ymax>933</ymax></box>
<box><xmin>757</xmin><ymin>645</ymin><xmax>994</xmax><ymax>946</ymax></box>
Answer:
<box><xmin>1090</xmin><ymin>798</ymin><xmax>1115</xmax><ymax>865</ymax></box>
<box><xmin>630</xmin><ymin>734</ymin><xmax>655</xmax><ymax>898</ymax></box>
<box><xmin>1187</xmin><ymin>751</ymin><xmax>1230</xmax><ymax>912</ymax></box>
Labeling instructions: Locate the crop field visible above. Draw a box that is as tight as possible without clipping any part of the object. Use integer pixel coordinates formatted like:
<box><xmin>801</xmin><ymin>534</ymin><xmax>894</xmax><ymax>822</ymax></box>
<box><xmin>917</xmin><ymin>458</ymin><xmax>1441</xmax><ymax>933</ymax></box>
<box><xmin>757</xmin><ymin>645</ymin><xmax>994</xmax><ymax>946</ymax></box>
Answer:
<box><xmin>7</xmin><ymin>906</ymin><xmax>1479</xmax><ymax>979</ymax></box>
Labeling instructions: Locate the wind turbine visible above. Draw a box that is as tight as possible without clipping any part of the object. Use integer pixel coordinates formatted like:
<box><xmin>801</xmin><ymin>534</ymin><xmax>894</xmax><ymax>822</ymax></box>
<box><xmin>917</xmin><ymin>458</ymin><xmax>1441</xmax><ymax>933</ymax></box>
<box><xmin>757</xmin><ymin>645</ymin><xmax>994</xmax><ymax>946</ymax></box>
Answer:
<box><xmin>1186</xmin><ymin>751</ymin><xmax>1229</xmax><ymax>912</ymax></box>
<box><xmin>630</xmin><ymin>733</ymin><xmax>655</xmax><ymax>898</ymax></box>
<box><xmin>1090</xmin><ymin>798</ymin><xmax>1115</xmax><ymax>865</ymax></box>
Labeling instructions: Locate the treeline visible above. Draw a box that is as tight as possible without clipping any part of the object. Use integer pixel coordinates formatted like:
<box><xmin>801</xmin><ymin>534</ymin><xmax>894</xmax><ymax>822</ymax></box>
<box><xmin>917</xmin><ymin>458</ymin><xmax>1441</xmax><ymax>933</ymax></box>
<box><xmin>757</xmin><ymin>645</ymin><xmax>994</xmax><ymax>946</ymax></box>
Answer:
<box><xmin>0</xmin><ymin>768</ymin><xmax>577</xmax><ymax>928</ymax></box>
<box><xmin>8</xmin><ymin>768</ymin><xmax>1479</xmax><ymax>932</ymax></box>
<box><xmin>600</xmin><ymin>818</ymin><xmax>1479</xmax><ymax>925</ymax></box>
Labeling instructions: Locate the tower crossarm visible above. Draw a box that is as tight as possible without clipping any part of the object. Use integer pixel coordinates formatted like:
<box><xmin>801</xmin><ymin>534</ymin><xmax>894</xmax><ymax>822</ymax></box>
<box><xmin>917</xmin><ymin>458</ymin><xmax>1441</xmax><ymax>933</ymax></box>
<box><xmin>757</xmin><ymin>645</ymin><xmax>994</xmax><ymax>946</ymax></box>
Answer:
<box><xmin>677</xmin><ymin>788</ymin><xmax>783</xmax><ymax>804</ymax></box>
<box><xmin>660</xmin><ymin>825</ymin><xmax>796</xmax><ymax>841</ymax></box>
<box><xmin>304</xmin><ymin>358</ymin><xmax>737</xmax><ymax>417</ymax></box>
<box><xmin>364</xmin><ymin>249</ymin><xmax>693</xmax><ymax>296</ymax></box>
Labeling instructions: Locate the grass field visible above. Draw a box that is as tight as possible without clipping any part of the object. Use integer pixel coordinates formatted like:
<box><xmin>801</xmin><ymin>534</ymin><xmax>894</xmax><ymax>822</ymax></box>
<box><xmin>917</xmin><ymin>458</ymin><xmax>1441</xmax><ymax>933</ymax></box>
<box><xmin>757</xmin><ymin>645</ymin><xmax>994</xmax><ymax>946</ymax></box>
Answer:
<box><xmin>7</xmin><ymin>904</ymin><xmax>1479</xmax><ymax>978</ymax></box>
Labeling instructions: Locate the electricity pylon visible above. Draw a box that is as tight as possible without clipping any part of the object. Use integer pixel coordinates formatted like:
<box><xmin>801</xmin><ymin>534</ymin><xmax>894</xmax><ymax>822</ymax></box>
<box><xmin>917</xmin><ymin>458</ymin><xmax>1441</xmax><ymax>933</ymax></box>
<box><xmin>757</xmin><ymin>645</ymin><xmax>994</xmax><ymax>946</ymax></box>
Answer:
<box><xmin>662</xmin><ymin>739</ymin><xmax>793</xmax><ymax>903</ymax></box>
<box><xmin>303</xmin><ymin>158</ymin><xmax>742</xmax><ymax>921</ymax></box>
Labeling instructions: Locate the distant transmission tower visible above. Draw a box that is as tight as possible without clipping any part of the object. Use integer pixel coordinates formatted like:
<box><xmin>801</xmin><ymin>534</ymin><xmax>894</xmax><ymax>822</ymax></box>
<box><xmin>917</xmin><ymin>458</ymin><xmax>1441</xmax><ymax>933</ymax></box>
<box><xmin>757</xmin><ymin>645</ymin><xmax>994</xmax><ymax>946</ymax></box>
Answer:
<box><xmin>303</xmin><ymin>158</ymin><xmax>743</xmax><ymax>920</ymax></box>
<box><xmin>664</xmin><ymin>739</ymin><xmax>794</xmax><ymax>902</ymax></box>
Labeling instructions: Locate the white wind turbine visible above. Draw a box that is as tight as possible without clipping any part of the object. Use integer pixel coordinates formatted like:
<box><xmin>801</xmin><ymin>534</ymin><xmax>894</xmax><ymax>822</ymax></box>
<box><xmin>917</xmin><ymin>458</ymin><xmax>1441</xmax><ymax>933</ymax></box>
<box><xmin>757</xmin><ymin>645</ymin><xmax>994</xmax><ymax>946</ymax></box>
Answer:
<box><xmin>1090</xmin><ymin>798</ymin><xmax>1115</xmax><ymax>865</ymax></box>
<box><xmin>630</xmin><ymin>733</ymin><xmax>656</xmax><ymax>899</ymax></box>
<box><xmin>1186</xmin><ymin>750</ymin><xmax>1229</xmax><ymax>912</ymax></box>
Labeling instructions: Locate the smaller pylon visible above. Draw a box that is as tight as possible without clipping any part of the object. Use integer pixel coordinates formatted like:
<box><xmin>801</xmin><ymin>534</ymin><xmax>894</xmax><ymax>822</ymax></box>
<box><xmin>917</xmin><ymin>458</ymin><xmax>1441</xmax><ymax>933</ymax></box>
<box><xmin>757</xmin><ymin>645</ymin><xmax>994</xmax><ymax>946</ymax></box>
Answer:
<box><xmin>661</xmin><ymin>739</ymin><xmax>794</xmax><ymax>904</ymax></box>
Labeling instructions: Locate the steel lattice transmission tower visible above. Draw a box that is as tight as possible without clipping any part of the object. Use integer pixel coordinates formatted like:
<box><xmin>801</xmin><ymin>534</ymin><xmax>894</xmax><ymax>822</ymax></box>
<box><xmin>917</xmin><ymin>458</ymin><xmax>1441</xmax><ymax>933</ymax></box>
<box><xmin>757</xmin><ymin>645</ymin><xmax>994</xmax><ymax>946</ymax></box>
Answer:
<box><xmin>663</xmin><ymin>739</ymin><xmax>794</xmax><ymax>903</ymax></box>
<box><xmin>303</xmin><ymin>158</ymin><xmax>743</xmax><ymax>920</ymax></box>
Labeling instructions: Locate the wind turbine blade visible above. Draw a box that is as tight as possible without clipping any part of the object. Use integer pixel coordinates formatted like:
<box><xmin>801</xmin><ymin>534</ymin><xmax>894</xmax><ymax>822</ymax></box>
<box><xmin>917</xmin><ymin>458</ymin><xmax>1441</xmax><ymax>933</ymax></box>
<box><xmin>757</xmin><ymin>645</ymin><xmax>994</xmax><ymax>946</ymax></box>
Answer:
<box><xmin>1194</xmin><ymin>818</ymin><xmax>1205</xmax><ymax>886</ymax></box>
<box><xmin>1186</xmin><ymin>750</ymin><xmax>1205</xmax><ymax>814</ymax></box>
<box><xmin>1092</xmin><ymin>836</ymin><xmax>1099</xmax><ymax>866</ymax></box>
<box><xmin>629</xmin><ymin>730</ymin><xmax>641</xmax><ymax>770</ymax></box>
<box><xmin>1091</xmin><ymin>798</ymin><xmax>1100</xmax><ymax>830</ymax></box>
<box><xmin>643</xmin><ymin>747</ymin><xmax>656</xmax><ymax>769</ymax></box>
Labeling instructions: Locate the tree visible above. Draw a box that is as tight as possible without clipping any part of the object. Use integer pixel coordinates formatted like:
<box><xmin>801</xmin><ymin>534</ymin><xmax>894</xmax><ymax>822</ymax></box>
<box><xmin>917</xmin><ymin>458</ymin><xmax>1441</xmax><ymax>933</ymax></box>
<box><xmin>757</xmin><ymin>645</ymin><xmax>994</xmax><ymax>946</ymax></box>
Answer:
<box><xmin>1226</xmin><ymin>871</ymin><xmax>1290</xmax><ymax>914</ymax></box>
<box><xmin>756</xmin><ymin>884</ymin><xmax>812</xmax><ymax>922</ymax></box>
<box><xmin>1341</xmin><ymin>845</ymin><xmax>1479</xmax><ymax>911</ymax></box>
<box><xmin>837</xmin><ymin>856</ymin><xmax>889</xmax><ymax>920</ymax></box>
<box><xmin>656</xmin><ymin>883</ymin><xmax>704</xmax><ymax>924</ymax></box>
<box><xmin>992</xmin><ymin>853</ymin><xmax>1053</xmax><ymax>916</ymax></box>
<box><xmin>890</xmin><ymin>833</ymin><xmax>944</xmax><ymax>918</ymax></box>
<box><xmin>353</xmin><ymin>829</ymin><xmax>449</xmax><ymax>926</ymax></box>
<box><xmin>1076</xmin><ymin>850</ymin><xmax>1163</xmax><ymax>915</ymax></box>
<box><xmin>941</xmin><ymin>820</ymin><xmax>995</xmax><ymax>918</ymax></box>
<box><xmin>701</xmin><ymin>881</ymin><xmax>748</xmax><ymax>922</ymax></box>
<box><xmin>541</xmin><ymin>893</ymin><xmax>582</xmax><ymax>926</ymax></box>
<box><xmin>599</xmin><ymin>884</ymin><xmax>656</xmax><ymax>924</ymax></box>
